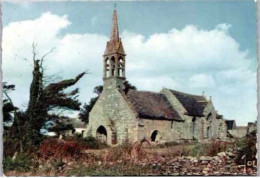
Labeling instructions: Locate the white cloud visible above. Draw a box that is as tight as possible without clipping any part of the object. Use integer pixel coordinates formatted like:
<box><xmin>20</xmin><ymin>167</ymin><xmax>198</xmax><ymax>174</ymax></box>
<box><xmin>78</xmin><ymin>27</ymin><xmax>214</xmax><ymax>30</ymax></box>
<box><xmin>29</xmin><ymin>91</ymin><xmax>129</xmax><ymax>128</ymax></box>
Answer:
<box><xmin>3</xmin><ymin>12</ymin><xmax>257</xmax><ymax>126</ymax></box>
<box><xmin>189</xmin><ymin>74</ymin><xmax>216</xmax><ymax>88</ymax></box>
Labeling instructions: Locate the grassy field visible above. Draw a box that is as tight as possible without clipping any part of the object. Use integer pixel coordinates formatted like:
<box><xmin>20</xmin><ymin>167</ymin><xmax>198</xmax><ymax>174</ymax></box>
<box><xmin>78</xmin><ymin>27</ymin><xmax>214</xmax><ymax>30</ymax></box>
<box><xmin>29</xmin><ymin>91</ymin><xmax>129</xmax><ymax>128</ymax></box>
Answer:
<box><xmin>3</xmin><ymin>137</ymin><xmax>257</xmax><ymax>176</ymax></box>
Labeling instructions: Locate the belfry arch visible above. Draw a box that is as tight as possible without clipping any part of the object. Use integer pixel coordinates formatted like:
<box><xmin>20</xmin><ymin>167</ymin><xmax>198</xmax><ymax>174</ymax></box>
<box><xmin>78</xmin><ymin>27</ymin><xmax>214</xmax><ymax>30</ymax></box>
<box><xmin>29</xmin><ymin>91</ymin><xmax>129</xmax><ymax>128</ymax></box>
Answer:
<box><xmin>110</xmin><ymin>56</ymin><xmax>116</xmax><ymax>77</ymax></box>
<box><xmin>104</xmin><ymin>58</ymin><xmax>109</xmax><ymax>78</ymax></box>
<box><xmin>118</xmin><ymin>57</ymin><xmax>125</xmax><ymax>77</ymax></box>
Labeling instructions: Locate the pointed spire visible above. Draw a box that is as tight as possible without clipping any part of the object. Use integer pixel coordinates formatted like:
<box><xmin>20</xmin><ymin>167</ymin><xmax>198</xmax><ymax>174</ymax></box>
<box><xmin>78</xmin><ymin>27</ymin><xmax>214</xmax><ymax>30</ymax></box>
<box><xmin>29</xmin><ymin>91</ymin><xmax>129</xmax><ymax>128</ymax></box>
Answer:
<box><xmin>110</xmin><ymin>9</ymin><xmax>119</xmax><ymax>42</ymax></box>
<box><xmin>104</xmin><ymin>7</ymin><xmax>125</xmax><ymax>56</ymax></box>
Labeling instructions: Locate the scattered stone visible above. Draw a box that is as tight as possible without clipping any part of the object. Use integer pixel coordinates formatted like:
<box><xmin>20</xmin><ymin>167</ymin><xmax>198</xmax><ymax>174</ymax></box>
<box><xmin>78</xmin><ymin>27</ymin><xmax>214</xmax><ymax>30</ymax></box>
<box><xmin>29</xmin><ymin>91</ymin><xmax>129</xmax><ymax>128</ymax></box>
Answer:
<box><xmin>226</xmin><ymin>152</ymin><xmax>235</xmax><ymax>158</ymax></box>
<box><xmin>172</xmin><ymin>172</ymin><xmax>180</xmax><ymax>176</ymax></box>
<box><xmin>67</xmin><ymin>162</ymin><xmax>73</xmax><ymax>166</ymax></box>
<box><xmin>217</xmin><ymin>152</ymin><xmax>226</xmax><ymax>157</ymax></box>
<box><xmin>200</xmin><ymin>156</ymin><xmax>212</xmax><ymax>161</ymax></box>
<box><xmin>201</xmin><ymin>160</ymin><xmax>208</xmax><ymax>165</ymax></box>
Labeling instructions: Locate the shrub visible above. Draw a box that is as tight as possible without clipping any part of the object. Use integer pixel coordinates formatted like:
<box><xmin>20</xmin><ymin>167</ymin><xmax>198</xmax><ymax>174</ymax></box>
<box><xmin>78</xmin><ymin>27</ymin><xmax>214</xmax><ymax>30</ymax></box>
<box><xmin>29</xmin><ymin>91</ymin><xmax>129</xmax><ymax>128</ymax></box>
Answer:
<box><xmin>3</xmin><ymin>153</ymin><xmax>32</xmax><ymax>172</ymax></box>
<box><xmin>235</xmin><ymin>133</ymin><xmax>257</xmax><ymax>165</ymax></box>
<box><xmin>80</xmin><ymin>136</ymin><xmax>107</xmax><ymax>149</ymax></box>
<box><xmin>38</xmin><ymin>138</ymin><xmax>82</xmax><ymax>159</ymax></box>
<box><xmin>191</xmin><ymin>140</ymin><xmax>228</xmax><ymax>157</ymax></box>
<box><xmin>3</xmin><ymin>138</ymin><xmax>20</xmax><ymax>157</ymax></box>
<box><xmin>191</xmin><ymin>143</ymin><xmax>205</xmax><ymax>157</ymax></box>
<box><xmin>206</xmin><ymin>140</ymin><xmax>227</xmax><ymax>156</ymax></box>
<box><xmin>168</xmin><ymin>145</ymin><xmax>191</xmax><ymax>157</ymax></box>
<box><xmin>105</xmin><ymin>144</ymin><xmax>132</xmax><ymax>161</ymax></box>
<box><xmin>39</xmin><ymin>137</ymin><xmax>107</xmax><ymax>160</ymax></box>
<box><xmin>235</xmin><ymin>138</ymin><xmax>246</xmax><ymax>148</ymax></box>
<box><xmin>65</xmin><ymin>136</ymin><xmax>107</xmax><ymax>149</ymax></box>
<box><xmin>103</xmin><ymin>143</ymin><xmax>147</xmax><ymax>162</ymax></box>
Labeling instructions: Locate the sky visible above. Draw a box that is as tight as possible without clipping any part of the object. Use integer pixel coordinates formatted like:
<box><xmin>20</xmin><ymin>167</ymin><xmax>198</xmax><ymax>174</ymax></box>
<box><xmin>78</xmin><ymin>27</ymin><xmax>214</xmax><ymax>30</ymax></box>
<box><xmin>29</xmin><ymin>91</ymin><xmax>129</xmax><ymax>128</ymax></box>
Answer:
<box><xmin>2</xmin><ymin>0</ymin><xmax>257</xmax><ymax>126</ymax></box>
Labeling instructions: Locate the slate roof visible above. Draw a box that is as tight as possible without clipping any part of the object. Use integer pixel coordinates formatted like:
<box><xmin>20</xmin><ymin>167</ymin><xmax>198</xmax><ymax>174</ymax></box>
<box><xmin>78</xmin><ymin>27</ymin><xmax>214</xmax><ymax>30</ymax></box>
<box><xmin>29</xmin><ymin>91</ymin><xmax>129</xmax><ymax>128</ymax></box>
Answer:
<box><xmin>169</xmin><ymin>89</ymin><xmax>208</xmax><ymax>117</ymax></box>
<box><xmin>126</xmin><ymin>90</ymin><xmax>182</xmax><ymax>121</ymax></box>
<box><xmin>225</xmin><ymin>120</ymin><xmax>236</xmax><ymax>130</ymax></box>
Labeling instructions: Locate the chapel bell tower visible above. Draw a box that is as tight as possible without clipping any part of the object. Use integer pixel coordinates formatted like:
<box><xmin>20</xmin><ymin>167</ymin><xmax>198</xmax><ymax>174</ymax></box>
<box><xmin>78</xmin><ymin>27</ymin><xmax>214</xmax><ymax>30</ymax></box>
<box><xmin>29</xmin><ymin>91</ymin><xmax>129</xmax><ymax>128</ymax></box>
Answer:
<box><xmin>103</xmin><ymin>8</ymin><xmax>126</xmax><ymax>90</ymax></box>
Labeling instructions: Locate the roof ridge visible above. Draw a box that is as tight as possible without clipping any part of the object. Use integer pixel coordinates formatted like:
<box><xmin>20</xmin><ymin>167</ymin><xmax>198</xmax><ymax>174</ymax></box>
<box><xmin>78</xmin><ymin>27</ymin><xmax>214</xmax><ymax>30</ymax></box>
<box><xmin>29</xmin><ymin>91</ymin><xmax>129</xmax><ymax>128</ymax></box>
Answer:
<box><xmin>168</xmin><ymin>88</ymin><xmax>206</xmax><ymax>99</ymax></box>
<box><xmin>128</xmin><ymin>89</ymin><xmax>161</xmax><ymax>95</ymax></box>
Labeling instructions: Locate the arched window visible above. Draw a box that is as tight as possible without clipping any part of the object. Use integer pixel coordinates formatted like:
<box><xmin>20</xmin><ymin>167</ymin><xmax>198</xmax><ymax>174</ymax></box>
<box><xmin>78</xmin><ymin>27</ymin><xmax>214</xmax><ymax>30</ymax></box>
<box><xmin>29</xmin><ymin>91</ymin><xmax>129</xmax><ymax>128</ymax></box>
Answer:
<box><xmin>206</xmin><ymin>113</ymin><xmax>212</xmax><ymax>121</ymax></box>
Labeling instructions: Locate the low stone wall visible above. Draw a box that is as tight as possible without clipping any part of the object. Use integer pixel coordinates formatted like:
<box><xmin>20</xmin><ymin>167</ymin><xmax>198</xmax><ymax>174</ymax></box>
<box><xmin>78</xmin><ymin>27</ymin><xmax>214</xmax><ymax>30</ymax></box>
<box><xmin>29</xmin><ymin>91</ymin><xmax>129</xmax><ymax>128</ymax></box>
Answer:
<box><xmin>136</xmin><ymin>148</ymin><xmax>256</xmax><ymax>176</ymax></box>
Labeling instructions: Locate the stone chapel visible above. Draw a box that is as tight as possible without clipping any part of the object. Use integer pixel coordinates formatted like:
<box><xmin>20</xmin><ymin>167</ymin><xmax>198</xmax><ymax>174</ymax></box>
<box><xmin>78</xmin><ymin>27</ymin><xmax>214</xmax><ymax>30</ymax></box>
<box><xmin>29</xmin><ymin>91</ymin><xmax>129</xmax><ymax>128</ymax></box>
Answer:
<box><xmin>85</xmin><ymin>9</ymin><xmax>227</xmax><ymax>145</ymax></box>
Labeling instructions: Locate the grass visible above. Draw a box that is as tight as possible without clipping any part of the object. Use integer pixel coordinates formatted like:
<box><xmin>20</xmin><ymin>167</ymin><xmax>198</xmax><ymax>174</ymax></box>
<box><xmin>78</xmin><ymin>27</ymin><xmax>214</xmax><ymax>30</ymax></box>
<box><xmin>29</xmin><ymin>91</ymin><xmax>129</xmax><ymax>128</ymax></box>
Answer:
<box><xmin>3</xmin><ymin>153</ymin><xmax>32</xmax><ymax>172</ymax></box>
<box><xmin>67</xmin><ymin>162</ymin><xmax>153</xmax><ymax>176</ymax></box>
<box><xmin>3</xmin><ymin>139</ymin><xmax>237</xmax><ymax>176</ymax></box>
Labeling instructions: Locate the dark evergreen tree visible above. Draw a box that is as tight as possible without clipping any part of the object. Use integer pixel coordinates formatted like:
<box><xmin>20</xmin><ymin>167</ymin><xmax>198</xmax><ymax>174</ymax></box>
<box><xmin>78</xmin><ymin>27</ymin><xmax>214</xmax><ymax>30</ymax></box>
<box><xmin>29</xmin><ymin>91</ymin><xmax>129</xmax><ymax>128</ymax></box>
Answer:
<box><xmin>3</xmin><ymin>83</ymin><xmax>17</xmax><ymax>123</ymax></box>
<box><xmin>5</xmin><ymin>43</ymin><xmax>87</xmax><ymax>151</ymax></box>
<box><xmin>24</xmin><ymin>52</ymin><xmax>87</xmax><ymax>148</ymax></box>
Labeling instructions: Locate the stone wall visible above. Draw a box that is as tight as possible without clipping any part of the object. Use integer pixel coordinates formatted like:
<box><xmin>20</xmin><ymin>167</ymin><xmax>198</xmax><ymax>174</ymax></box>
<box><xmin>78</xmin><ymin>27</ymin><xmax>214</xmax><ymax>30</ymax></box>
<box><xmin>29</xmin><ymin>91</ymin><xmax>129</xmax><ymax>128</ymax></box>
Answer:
<box><xmin>86</xmin><ymin>88</ymin><xmax>138</xmax><ymax>145</ymax></box>
<box><xmin>137</xmin><ymin>119</ymin><xmax>185</xmax><ymax>142</ymax></box>
<box><xmin>161</xmin><ymin>89</ymin><xmax>227</xmax><ymax>141</ymax></box>
<box><xmin>160</xmin><ymin>88</ymin><xmax>186</xmax><ymax>120</ymax></box>
<box><xmin>247</xmin><ymin>122</ymin><xmax>257</xmax><ymax>134</ymax></box>
<box><xmin>86</xmin><ymin>84</ymin><xmax>227</xmax><ymax>145</ymax></box>
<box><xmin>228</xmin><ymin>127</ymin><xmax>247</xmax><ymax>138</ymax></box>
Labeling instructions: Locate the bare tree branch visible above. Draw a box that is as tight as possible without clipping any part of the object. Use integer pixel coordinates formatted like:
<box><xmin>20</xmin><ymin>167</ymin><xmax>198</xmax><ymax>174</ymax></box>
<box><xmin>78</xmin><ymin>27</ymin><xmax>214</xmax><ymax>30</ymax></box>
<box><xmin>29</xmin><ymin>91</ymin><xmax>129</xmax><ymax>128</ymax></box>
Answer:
<box><xmin>40</xmin><ymin>47</ymin><xmax>55</xmax><ymax>71</ymax></box>
<box><xmin>32</xmin><ymin>42</ymin><xmax>37</xmax><ymax>62</ymax></box>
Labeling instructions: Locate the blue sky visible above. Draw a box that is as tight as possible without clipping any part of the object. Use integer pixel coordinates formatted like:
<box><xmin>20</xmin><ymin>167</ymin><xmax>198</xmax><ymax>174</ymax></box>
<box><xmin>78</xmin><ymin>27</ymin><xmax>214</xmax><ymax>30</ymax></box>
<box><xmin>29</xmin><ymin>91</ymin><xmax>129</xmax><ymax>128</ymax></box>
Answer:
<box><xmin>3</xmin><ymin>1</ymin><xmax>256</xmax><ymax>58</ymax></box>
<box><xmin>2</xmin><ymin>1</ymin><xmax>257</xmax><ymax>125</ymax></box>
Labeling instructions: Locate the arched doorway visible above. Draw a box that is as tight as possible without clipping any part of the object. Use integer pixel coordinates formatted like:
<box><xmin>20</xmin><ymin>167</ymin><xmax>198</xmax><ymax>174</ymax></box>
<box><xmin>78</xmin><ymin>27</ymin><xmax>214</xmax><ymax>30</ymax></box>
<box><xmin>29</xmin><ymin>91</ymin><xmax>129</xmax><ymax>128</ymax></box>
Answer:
<box><xmin>96</xmin><ymin>125</ymin><xmax>107</xmax><ymax>143</ymax></box>
<box><xmin>151</xmin><ymin>130</ymin><xmax>160</xmax><ymax>142</ymax></box>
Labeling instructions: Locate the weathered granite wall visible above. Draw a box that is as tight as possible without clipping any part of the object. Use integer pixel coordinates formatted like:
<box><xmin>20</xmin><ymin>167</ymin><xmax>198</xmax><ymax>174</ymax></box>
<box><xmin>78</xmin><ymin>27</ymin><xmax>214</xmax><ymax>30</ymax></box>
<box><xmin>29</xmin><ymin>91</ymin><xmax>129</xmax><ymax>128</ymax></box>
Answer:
<box><xmin>228</xmin><ymin>127</ymin><xmax>247</xmax><ymax>138</ymax></box>
<box><xmin>86</xmin><ymin>85</ymin><xmax>227</xmax><ymax>145</ymax></box>
<box><xmin>137</xmin><ymin>119</ymin><xmax>185</xmax><ymax>142</ymax></box>
<box><xmin>161</xmin><ymin>89</ymin><xmax>227</xmax><ymax>141</ymax></box>
<box><xmin>85</xmin><ymin>88</ymin><xmax>138</xmax><ymax>145</ymax></box>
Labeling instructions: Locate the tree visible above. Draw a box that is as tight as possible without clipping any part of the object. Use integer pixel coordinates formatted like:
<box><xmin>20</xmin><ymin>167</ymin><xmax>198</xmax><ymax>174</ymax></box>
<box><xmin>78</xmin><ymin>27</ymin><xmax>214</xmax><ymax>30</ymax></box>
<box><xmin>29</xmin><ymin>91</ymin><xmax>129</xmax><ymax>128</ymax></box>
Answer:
<box><xmin>47</xmin><ymin>115</ymin><xmax>74</xmax><ymax>136</ymax></box>
<box><xmin>79</xmin><ymin>81</ymin><xmax>136</xmax><ymax>123</ymax></box>
<box><xmin>2</xmin><ymin>43</ymin><xmax>86</xmax><ymax>151</ymax></box>
<box><xmin>3</xmin><ymin>82</ymin><xmax>17</xmax><ymax>124</ymax></box>
<box><xmin>123</xmin><ymin>80</ymin><xmax>137</xmax><ymax>94</ymax></box>
<box><xmin>4</xmin><ymin>43</ymin><xmax>87</xmax><ymax>155</ymax></box>
<box><xmin>2</xmin><ymin>82</ymin><xmax>25</xmax><ymax>155</ymax></box>
<box><xmin>23</xmin><ymin>43</ymin><xmax>87</xmax><ymax>149</ymax></box>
